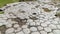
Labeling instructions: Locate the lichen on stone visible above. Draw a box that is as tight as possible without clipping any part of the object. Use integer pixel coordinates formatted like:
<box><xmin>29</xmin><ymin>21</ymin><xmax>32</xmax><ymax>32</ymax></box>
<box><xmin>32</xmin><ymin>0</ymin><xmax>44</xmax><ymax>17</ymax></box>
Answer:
<box><xmin>11</xmin><ymin>17</ymin><xmax>27</xmax><ymax>27</ymax></box>
<box><xmin>43</xmin><ymin>8</ymin><xmax>51</xmax><ymax>12</ymax></box>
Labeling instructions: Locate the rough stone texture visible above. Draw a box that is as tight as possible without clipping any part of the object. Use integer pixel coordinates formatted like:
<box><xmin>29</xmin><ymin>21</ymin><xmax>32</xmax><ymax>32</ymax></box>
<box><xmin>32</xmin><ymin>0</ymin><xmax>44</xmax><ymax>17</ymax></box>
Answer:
<box><xmin>44</xmin><ymin>27</ymin><xmax>52</xmax><ymax>32</ymax></box>
<box><xmin>53</xmin><ymin>30</ymin><xmax>60</xmax><ymax>34</ymax></box>
<box><xmin>5</xmin><ymin>28</ymin><xmax>15</xmax><ymax>34</ymax></box>
<box><xmin>30</xmin><ymin>27</ymin><xmax>37</xmax><ymax>32</ymax></box>
<box><xmin>37</xmin><ymin>26</ymin><xmax>43</xmax><ymax>31</ymax></box>
<box><xmin>31</xmin><ymin>31</ymin><xmax>40</xmax><ymax>34</ymax></box>
<box><xmin>0</xmin><ymin>0</ymin><xmax>60</xmax><ymax>34</ymax></box>
<box><xmin>16</xmin><ymin>31</ymin><xmax>24</xmax><ymax>34</ymax></box>
<box><xmin>40</xmin><ymin>31</ymin><xmax>47</xmax><ymax>34</ymax></box>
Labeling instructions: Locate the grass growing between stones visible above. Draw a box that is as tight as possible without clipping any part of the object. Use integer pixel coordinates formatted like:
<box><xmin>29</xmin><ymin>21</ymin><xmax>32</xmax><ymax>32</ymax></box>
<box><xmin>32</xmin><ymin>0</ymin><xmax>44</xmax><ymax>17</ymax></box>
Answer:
<box><xmin>0</xmin><ymin>0</ymin><xmax>19</xmax><ymax>8</ymax></box>
<box><xmin>0</xmin><ymin>11</ymin><xmax>4</xmax><ymax>14</ymax></box>
<box><xmin>0</xmin><ymin>0</ymin><xmax>36</xmax><ymax>7</ymax></box>
<box><xmin>19</xmin><ymin>0</ymin><xmax>36</xmax><ymax>2</ymax></box>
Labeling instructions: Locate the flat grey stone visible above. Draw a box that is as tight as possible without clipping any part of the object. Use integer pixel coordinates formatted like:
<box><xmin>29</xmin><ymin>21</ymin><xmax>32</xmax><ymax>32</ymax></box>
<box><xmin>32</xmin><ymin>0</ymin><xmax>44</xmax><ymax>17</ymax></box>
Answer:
<box><xmin>53</xmin><ymin>30</ymin><xmax>60</xmax><ymax>34</ymax></box>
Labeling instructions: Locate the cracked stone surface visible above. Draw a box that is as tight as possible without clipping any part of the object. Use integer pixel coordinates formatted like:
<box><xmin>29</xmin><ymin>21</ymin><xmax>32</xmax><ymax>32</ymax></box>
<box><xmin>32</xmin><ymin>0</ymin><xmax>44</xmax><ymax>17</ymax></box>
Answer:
<box><xmin>0</xmin><ymin>0</ymin><xmax>60</xmax><ymax>34</ymax></box>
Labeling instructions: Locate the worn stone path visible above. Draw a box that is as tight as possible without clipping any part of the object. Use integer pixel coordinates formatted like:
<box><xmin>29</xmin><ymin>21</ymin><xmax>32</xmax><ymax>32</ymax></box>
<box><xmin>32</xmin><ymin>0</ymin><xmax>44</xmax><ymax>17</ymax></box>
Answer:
<box><xmin>0</xmin><ymin>0</ymin><xmax>60</xmax><ymax>34</ymax></box>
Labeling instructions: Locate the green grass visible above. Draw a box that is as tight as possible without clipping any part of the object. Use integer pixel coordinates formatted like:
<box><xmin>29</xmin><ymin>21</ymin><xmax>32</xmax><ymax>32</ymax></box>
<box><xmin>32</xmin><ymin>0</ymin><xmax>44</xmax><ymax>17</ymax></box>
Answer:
<box><xmin>0</xmin><ymin>0</ymin><xmax>19</xmax><ymax>8</ymax></box>
<box><xmin>0</xmin><ymin>0</ymin><xmax>36</xmax><ymax>7</ymax></box>
<box><xmin>0</xmin><ymin>11</ymin><xmax>4</xmax><ymax>14</ymax></box>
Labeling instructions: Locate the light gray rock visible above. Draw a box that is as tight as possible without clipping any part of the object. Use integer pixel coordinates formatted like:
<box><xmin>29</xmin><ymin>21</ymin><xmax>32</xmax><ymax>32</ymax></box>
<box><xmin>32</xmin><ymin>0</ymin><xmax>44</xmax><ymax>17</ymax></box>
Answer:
<box><xmin>6</xmin><ymin>24</ymin><xmax>12</xmax><ymax>28</ymax></box>
<box><xmin>29</xmin><ymin>22</ymin><xmax>36</xmax><ymax>26</ymax></box>
<box><xmin>51</xmin><ymin>21</ymin><xmax>59</xmax><ymax>25</ymax></box>
<box><xmin>53</xmin><ymin>30</ymin><xmax>60</xmax><ymax>34</ymax></box>
<box><xmin>35</xmin><ymin>21</ymin><xmax>40</xmax><ymax>26</ymax></box>
<box><xmin>45</xmin><ymin>21</ymin><xmax>51</xmax><ymax>25</ymax></box>
<box><xmin>49</xmin><ymin>24</ymin><xmax>57</xmax><ymax>29</ymax></box>
<box><xmin>27</xmin><ymin>19</ymin><xmax>33</xmax><ymax>23</ymax></box>
<box><xmin>41</xmin><ymin>23</ymin><xmax>47</xmax><ymax>27</ymax></box>
<box><xmin>30</xmin><ymin>27</ymin><xmax>37</xmax><ymax>32</ymax></box>
<box><xmin>14</xmin><ymin>27</ymin><xmax>22</xmax><ymax>32</ymax></box>
<box><xmin>13</xmin><ymin>24</ymin><xmax>20</xmax><ymax>28</ymax></box>
<box><xmin>48</xmin><ymin>32</ymin><xmax>54</xmax><ymax>34</ymax></box>
<box><xmin>16</xmin><ymin>31</ymin><xmax>24</xmax><ymax>34</ymax></box>
<box><xmin>5</xmin><ymin>28</ymin><xmax>15</xmax><ymax>34</ymax></box>
<box><xmin>0</xmin><ymin>1</ymin><xmax>60</xmax><ymax>34</ymax></box>
<box><xmin>31</xmin><ymin>31</ymin><xmax>40</xmax><ymax>34</ymax></box>
<box><xmin>44</xmin><ymin>27</ymin><xmax>52</xmax><ymax>32</ymax></box>
<box><xmin>40</xmin><ymin>31</ymin><xmax>47</xmax><ymax>34</ymax></box>
<box><xmin>22</xmin><ymin>25</ymin><xmax>28</xmax><ymax>29</ymax></box>
<box><xmin>57</xmin><ymin>25</ymin><xmax>60</xmax><ymax>29</ymax></box>
<box><xmin>37</xmin><ymin>26</ymin><xmax>43</xmax><ymax>30</ymax></box>
<box><xmin>23</xmin><ymin>28</ymin><xmax>30</xmax><ymax>34</ymax></box>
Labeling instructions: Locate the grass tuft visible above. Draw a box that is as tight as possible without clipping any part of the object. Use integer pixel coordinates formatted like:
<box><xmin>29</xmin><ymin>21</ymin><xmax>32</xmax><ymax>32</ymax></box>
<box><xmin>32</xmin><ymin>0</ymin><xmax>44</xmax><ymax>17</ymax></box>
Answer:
<box><xmin>0</xmin><ymin>11</ymin><xmax>4</xmax><ymax>14</ymax></box>
<box><xmin>0</xmin><ymin>0</ymin><xmax>19</xmax><ymax>7</ymax></box>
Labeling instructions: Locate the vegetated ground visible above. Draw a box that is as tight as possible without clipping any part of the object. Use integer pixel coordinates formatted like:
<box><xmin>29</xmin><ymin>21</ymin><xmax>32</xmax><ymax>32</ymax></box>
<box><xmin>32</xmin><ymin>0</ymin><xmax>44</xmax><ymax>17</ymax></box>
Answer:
<box><xmin>0</xmin><ymin>11</ymin><xmax>4</xmax><ymax>14</ymax></box>
<box><xmin>0</xmin><ymin>0</ymin><xmax>36</xmax><ymax>8</ymax></box>
<box><xmin>0</xmin><ymin>0</ymin><xmax>19</xmax><ymax>8</ymax></box>
<box><xmin>0</xmin><ymin>0</ymin><xmax>36</xmax><ymax>14</ymax></box>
